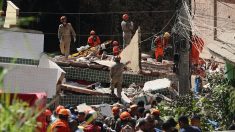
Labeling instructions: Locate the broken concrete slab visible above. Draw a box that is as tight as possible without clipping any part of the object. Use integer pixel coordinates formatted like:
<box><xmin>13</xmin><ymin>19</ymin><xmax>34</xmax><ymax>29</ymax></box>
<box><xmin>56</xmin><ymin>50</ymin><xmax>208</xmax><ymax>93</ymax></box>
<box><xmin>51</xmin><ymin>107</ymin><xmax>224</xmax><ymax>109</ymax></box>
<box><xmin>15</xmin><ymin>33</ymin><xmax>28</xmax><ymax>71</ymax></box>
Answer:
<box><xmin>143</xmin><ymin>78</ymin><xmax>171</xmax><ymax>92</ymax></box>
<box><xmin>120</xmin><ymin>27</ymin><xmax>141</xmax><ymax>73</ymax></box>
<box><xmin>60</xmin><ymin>84</ymin><xmax>105</xmax><ymax>95</ymax></box>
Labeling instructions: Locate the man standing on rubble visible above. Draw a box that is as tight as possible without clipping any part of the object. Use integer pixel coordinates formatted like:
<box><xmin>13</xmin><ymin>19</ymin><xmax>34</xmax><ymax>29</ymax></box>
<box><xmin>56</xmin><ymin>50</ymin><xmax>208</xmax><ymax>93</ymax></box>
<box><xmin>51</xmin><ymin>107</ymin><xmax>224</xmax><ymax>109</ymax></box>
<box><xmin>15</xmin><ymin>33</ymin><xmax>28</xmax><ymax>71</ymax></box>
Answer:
<box><xmin>121</xmin><ymin>14</ymin><xmax>134</xmax><ymax>49</ymax></box>
<box><xmin>110</xmin><ymin>56</ymin><xmax>130</xmax><ymax>100</ymax></box>
<box><xmin>58</xmin><ymin>16</ymin><xmax>76</xmax><ymax>59</ymax></box>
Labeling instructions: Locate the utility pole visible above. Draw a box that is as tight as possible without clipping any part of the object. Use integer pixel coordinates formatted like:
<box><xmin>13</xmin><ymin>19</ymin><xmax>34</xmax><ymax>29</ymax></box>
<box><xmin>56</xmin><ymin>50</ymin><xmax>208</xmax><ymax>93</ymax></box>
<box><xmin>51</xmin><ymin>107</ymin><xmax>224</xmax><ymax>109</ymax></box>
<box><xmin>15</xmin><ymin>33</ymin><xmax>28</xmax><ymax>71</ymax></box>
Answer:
<box><xmin>178</xmin><ymin>0</ymin><xmax>191</xmax><ymax>95</ymax></box>
<box><xmin>214</xmin><ymin>0</ymin><xmax>217</xmax><ymax>40</ymax></box>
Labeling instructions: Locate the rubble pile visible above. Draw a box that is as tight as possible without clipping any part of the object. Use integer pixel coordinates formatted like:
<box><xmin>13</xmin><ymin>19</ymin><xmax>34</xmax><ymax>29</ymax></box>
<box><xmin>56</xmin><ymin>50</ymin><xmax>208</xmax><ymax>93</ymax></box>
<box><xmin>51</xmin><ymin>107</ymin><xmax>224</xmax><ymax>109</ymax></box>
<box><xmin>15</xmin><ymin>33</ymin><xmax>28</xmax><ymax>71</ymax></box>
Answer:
<box><xmin>52</xmin><ymin>49</ymin><xmax>175</xmax><ymax>77</ymax></box>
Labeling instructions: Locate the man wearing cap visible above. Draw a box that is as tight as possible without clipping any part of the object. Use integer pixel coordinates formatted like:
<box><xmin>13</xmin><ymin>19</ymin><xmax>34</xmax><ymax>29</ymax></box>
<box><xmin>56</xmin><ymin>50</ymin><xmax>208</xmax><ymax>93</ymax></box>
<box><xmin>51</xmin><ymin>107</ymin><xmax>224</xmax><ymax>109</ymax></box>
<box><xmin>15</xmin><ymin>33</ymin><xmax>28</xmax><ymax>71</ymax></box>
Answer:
<box><xmin>112</xmin><ymin>106</ymin><xmax>120</xmax><ymax>121</ymax></box>
<box><xmin>44</xmin><ymin>109</ymin><xmax>53</xmax><ymax>128</ymax></box>
<box><xmin>115</xmin><ymin>111</ymin><xmax>136</xmax><ymax>132</ymax></box>
<box><xmin>121</xmin><ymin>14</ymin><xmax>134</xmax><ymax>48</ymax></box>
<box><xmin>87</xmin><ymin>30</ymin><xmax>101</xmax><ymax>47</ymax></box>
<box><xmin>51</xmin><ymin>105</ymin><xmax>65</xmax><ymax>123</ymax></box>
<box><xmin>58</xmin><ymin>16</ymin><xmax>76</xmax><ymax>59</ymax></box>
<box><xmin>151</xmin><ymin>109</ymin><xmax>163</xmax><ymax>129</ymax></box>
<box><xmin>49</xmin><ymin>109</ymin><xmax>71</xmax><ymax>132</ymax></box>
<box><xmin>154</xmin><ymin>32</ymin><xmax>171</xmax><ymax>62</ymax></box>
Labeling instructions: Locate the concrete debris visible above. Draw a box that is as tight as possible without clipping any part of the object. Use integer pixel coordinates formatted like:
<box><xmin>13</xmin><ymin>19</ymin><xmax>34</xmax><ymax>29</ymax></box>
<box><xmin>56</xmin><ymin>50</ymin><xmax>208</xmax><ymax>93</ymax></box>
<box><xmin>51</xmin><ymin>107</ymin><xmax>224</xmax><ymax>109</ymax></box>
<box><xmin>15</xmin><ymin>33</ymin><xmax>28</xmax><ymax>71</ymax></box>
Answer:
<box><xmin>120</xmin><ymin>28</ymin><xmax>141</xmax><ymax>72</ymax></box>
<box><xmin>60</xmin><ymin>84</ymin><xmax>105</xmax><ymax>95</ymax></box>
<box><xmin>143</xmin><ymin>78</ymin><xmax>171</xmax><ymax>92</ymax></box>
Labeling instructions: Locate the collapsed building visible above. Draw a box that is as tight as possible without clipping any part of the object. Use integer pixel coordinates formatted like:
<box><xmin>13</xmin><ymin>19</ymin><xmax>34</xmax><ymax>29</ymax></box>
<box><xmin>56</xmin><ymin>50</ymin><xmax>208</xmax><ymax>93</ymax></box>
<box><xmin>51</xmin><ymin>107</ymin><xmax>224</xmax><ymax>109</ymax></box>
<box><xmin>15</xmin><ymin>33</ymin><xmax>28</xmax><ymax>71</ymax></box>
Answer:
<box><xmin>0</xmin><ymin>1</ymin><xmax>186</xmax><ymax>106</ymax></box>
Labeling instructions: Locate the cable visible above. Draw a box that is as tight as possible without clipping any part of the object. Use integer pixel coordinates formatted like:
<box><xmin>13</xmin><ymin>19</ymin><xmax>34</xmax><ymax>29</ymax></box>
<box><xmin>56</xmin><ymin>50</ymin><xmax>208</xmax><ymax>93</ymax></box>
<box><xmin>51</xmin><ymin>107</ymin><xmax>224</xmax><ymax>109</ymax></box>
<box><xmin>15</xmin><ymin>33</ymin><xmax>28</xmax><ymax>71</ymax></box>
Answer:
<box><xmin>217</xmin><ymin>0</ymin><xmax>235</xmax><ymax>10</ymax></box>
<box><xmin>17</xmin><ymin>10</ymin><xmax>176</xmax><ymax>15</ymax></box>
<box><xmin>140</xmin><ymin>11</ymin><xmax>178</xmax><ymax>44</ymax></box>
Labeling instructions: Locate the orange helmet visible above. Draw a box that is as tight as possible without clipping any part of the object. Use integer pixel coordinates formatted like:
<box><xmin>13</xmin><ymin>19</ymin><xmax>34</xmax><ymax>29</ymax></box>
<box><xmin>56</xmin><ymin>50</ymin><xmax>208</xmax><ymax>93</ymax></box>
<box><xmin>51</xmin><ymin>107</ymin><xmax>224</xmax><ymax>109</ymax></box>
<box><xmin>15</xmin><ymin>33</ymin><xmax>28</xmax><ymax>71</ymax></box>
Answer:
<box><xmin>120</xmin><ymin>111</ymin><xmax>131</xmax><ymax>120</ymax></box>
<box><xmin>90</xmin><ymin>30</ymin><xmax>96</xmax><ymax>35</ymax></box>
<box><xmin>112</xmin><ymin>41</ymin><xmax>119</xmax><ymax>46</ymax></box>
<box><xmin>151</xmin><ymin>109</ymin><xmax>160</xmax><ymax>116</ymax></box>
<box><xmin>44</xmin><ymin>109</ymin><xmax>52</xmax><ymax>116</ymax></box>
<box><xmin>56</xmin><ymin>105</ymin><xmax>65</xmax><ymax>114</ymax></box>
<box><xmin>58</xmin><ymin>109</ymin><xmax>69</xmax><ymax>116</ymax></box>
<box><xmin>112</xmin><ymin>106</ymin><xmax>120</xmax><ymax>114</ymax></box>
<box><xmin>60</xmin><ymin>16</ymin><xmax>67</xmax><ymax>22</ymax></box>
<box><xmin>122</xmin><ymin>14</ymin><xmax>129</xmax><ymax>21</ymax></box>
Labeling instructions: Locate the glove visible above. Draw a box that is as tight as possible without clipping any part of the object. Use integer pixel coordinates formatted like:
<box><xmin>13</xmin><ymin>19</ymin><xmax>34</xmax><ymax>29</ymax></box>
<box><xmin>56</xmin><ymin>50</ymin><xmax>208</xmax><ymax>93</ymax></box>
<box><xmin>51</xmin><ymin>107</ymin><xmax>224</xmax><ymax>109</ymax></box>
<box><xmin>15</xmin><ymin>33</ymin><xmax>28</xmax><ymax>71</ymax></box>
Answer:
<box><xmin>74</xmin><ymin>38</ymin><xmax>76</xmax><ymax>43</ymax></box>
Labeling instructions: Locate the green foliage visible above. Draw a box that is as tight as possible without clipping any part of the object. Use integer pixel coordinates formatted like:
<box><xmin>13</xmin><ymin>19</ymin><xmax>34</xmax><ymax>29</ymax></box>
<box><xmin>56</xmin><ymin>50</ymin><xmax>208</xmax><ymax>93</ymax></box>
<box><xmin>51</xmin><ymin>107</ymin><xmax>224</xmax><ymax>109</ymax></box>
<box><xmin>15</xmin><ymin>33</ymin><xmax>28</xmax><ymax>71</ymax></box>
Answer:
<box><xmin>0</xmin><ymin>69</ymin><xmax>38</xmax><ymax>132</ymax></box>
<box><xmin>159</xmin><ymin>73</ymin><xmax>235</xmax><ymax>131</ymax></box>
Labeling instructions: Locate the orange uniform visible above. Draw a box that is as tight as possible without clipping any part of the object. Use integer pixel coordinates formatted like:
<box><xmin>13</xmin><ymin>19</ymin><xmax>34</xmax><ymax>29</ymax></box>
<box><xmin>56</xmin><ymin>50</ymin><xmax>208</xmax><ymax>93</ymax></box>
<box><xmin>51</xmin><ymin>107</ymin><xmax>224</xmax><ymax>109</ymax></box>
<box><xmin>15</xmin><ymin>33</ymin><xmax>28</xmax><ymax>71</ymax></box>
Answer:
<box><xmin>113</xmin><ymin>46</ymin><xmax>120</xmax><ymax>56</ymax></box>
<box><xmin>50</xmin><ymin>119</ymin><xmax>71</xmax><ymax>132</ymax></box>
<box><xmin>154</xmin><ymin>36</ymin><xmax>166</xmax><ymax>61</ymax></box>
<box><xmin>191</xmin><ymin>36</ymin><xmax>204</xmax><ymax>65</ymax></box>
<box><xmin>87</xmin><ymin>35</ymin><xmax>101</xmax><ymax>47</ymax></box>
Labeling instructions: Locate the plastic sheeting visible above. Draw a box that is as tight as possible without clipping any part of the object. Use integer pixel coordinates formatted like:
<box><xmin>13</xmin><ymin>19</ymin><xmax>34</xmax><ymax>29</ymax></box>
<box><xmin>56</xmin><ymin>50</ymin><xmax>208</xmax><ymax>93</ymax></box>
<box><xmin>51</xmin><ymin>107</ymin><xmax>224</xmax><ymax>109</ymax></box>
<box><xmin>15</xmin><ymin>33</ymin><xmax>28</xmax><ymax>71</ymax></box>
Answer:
<box><xmin>143</xmin><ymin>78</ymin><xmax>171</xmax><ymax>92</ymax></box>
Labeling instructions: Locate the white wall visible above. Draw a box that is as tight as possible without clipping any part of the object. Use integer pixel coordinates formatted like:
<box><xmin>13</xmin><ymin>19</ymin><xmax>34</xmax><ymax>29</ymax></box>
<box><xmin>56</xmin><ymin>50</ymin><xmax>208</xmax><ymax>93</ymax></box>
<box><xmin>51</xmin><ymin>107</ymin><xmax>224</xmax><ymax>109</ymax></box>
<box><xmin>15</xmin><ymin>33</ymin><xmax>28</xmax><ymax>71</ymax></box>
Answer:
<box><xmin>1</xmin><ymin>63</ymin><xmax>57</xmax><ymax>98</ymax></box>
<box><xmin>0</xmin><ymin>30</ymin><xmax>44</xmax><ymax>60</ymax></box>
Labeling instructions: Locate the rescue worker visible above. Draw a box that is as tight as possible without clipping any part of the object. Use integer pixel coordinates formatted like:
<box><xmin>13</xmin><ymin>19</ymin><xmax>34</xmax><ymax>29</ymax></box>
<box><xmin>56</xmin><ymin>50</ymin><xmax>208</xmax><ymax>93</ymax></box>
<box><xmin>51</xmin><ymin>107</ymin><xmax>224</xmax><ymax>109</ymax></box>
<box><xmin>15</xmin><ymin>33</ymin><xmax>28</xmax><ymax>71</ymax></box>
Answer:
<box><xmin>115</xmin><ymin>111</ymin><xmax>136</xmax><ymax>132</ymax></box>
<box><xmin>44</xmin><ymin>109</ymin><xmax>52</xmax><ymax>128</ymax></box>
<box><xmin>121</xmin><ymin>14</ymin><xmax>134</xmax><ymax>48</ymax></box>
<box><xmin>51</xmin><ymin>105</ymin><xmax>65</xmax><ymax>123</ymax></box>
<box><xmin>50</xmin><ymin>108</ymin><xmax>71</xmax><ymax>132</ymax></box>
<box><xmin>112</xmin><ymin>41</ymin><xmax>120</xmax><ymax>56</ymax></box>
<box><xmin>154</xmin><ymin>32</ymin><xmax>170</xmax><ymax>62</ymax></box>
<box><xmin>151</xmin><ymin>109</ymin><xmax>163</xmax><ymax>130</ymax></box>
<box><xmin>191</xmin><ymin>35</ymin><xmax>204</xmax><ymax>66</ymax></box>
<box><xmin>87</xmin><ymin>30</ymin><xmax>101</xmax><ymax>47</ymax></box>
<box><xmin>110</xmin><ymin>56</ymin><xmax>130</xmax><ymax>99</ymax></box>
<box><xmin>58</xmin><ymin>16</ymin><xmax>76</xmax><ymax>59</ymax></box>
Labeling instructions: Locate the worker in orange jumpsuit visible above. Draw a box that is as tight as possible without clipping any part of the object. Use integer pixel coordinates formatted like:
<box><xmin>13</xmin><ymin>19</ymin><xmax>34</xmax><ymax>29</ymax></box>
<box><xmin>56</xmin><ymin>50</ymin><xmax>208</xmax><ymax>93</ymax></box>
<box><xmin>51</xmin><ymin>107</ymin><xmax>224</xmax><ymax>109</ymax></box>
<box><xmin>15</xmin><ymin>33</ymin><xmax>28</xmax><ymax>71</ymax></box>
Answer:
<box><xmin>49</xmin><ymin>109</ymin><xmax>71</xmax><ymax>132</ymax></box>
<box><xmin>154</xmin><ymin>32</ymin><xmax>170</xmax><ymax>62</ymax></box>
<box><xmin>191</xmin><ymin>35</ymin><xmax>204</xmax><ymax>65</ymax></box>
<box><xmin>87</xmin><ymin>30</ymin><xmax>101</xmax><ymax>47</ymax></box>
<box><xmin>58</xmin><ymin>16</ymin><xmax>76</xmax><ymax>59</ymax></box>
<box><xmin>112</xmin><ymin>41</ymin><xmax>120</xmax><ymax>56</ymax></box>
<box><xmin>44</xmin><ymin>109</ymin><xmax>52</xmax><ymax>128</ymax></box>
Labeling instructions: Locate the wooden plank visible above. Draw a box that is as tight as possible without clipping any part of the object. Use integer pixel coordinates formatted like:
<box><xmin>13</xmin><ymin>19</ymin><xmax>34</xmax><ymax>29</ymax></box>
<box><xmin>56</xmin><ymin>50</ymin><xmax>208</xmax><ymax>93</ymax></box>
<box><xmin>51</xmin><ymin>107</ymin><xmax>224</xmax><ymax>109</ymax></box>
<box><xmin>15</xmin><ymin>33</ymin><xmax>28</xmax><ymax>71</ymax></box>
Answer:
<box><xmin>60</xmin><ymin>84</ymin><xmax>105</xmax><ymax>95</ymax></box>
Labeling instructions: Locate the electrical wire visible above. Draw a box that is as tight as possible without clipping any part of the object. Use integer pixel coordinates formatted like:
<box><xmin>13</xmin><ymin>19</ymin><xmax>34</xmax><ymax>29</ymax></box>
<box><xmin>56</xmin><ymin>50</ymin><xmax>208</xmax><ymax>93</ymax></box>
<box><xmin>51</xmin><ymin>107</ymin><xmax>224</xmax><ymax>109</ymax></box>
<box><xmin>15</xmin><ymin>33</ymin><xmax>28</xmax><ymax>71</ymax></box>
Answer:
<box><xmin>16</xmin><ymin>10</ymin><xmax>176</xmax><ymax>15</ymax></box>
<box><xmin>139</xmin><ymin>11</ymin><xmax>178</xmax><ymax>44</ymax></box>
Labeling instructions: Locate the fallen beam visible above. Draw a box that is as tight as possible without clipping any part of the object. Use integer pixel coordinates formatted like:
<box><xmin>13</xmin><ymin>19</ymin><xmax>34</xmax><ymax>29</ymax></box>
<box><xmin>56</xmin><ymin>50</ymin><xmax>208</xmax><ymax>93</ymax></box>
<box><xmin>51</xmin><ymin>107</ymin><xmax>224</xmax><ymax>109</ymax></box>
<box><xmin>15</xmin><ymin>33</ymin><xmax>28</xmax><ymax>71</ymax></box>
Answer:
<box><xmin>60</xmin><ymin>84</ymin><xmax>106</xmax><ymax>95</ymax></box>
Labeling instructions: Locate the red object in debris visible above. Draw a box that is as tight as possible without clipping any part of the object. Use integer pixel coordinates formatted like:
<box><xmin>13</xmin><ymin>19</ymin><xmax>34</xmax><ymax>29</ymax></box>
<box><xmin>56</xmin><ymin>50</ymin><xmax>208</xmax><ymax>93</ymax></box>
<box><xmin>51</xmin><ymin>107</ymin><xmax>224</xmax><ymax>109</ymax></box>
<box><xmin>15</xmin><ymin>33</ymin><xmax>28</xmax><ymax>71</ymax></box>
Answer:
<box><xmin>0</xmin><ymin>92</ymin><xmax>47</xmax><ymax>132</ymax></box>
<box><xmin>113</xmin><ymin>46</ymin><xmax>120</xmax><ymax>56</ymax></box>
